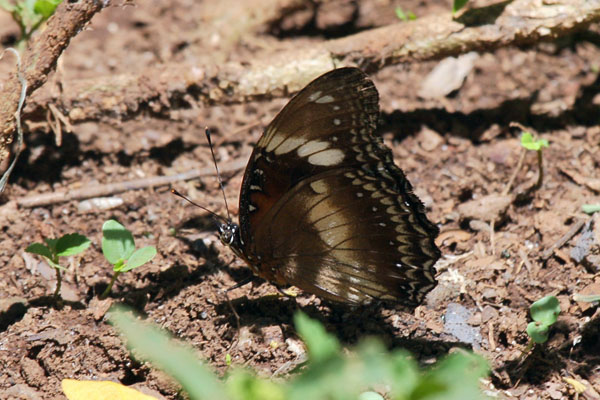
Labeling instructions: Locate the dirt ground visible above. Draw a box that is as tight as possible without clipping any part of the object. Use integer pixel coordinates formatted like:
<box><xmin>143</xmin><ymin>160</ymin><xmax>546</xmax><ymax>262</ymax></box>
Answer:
<box><xmin>1</xmin><ymin>1</ymin><xmax>599</xmax><ymax>399</ymax></box>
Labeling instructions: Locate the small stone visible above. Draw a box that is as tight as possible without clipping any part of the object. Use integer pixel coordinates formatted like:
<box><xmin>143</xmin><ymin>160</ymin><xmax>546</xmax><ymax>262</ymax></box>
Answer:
<box><xmin>418</xmin><ymin>52</ymin><xmax>479</xmax><ymax>98</ymax></box>
<box><xmin>78</xmin><ymin>197</ymin><xmax>124</xmax><ymax>212</ymax></box>
<box><xmin>89</xmin><ymin>297</ymin><xmax>114</xmax><ymax>321</ymax></box>
<box><xmin>458</xmin><ymin>194</ymin><xmax>513</xmax><ymax>221</ymax></box>
<box><xmin>417</xmin><ymin>127</ymin><xmax>443</xmax><ymax>151</ymax></box>
<box><xmin>443</xmin><ymin>303</ymin><xmax>483</xmax><ymax>349</ymax></box>
<box><xmin>285</xmin><ymin>338</ymin><xmax>306</xmax><ymax>357</ymax></box>
<box><xmin>481</xmin><ymin>305</ymin><xmax>499</xmax><ymax>323</ymax></box>
<box><xmin>21</xmin><ymin>357</ymin><xmax>46</xmax><ymax>388</ymax></box>
<box><xmin>261</xmin><ymin>325</ymin><xmax>284</xmax><ymax>348</ymax></box>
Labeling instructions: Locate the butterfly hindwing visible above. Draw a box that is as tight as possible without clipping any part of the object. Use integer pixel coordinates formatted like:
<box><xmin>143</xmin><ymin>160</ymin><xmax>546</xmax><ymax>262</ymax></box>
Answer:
<box><xmin>252</xmin><ymin>170</ymin><xmax>439</xmax><ymax>304</ymax></box>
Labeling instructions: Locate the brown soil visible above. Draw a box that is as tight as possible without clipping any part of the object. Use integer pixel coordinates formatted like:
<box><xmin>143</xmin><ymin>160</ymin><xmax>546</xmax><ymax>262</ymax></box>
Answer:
<box><xmin>1</xmin><ymin>1</ymin><xmax>600</xmax><ymax>399</ymax></box>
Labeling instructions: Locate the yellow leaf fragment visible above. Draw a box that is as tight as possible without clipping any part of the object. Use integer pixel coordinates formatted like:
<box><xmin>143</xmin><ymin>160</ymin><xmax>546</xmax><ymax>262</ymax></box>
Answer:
<box><xmin>563</xmin><ymin>377</ymin><xmax>586</xmax><ymax>394</ymax></box>
<box><xmin>62</xmin><ymin>379</ymin><xmax>157</xmax><ymax>400</ymax></box>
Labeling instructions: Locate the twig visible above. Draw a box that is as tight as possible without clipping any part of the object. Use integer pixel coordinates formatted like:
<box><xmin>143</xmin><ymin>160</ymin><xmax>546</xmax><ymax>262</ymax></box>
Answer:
<box><xmin>489</xmin><ymin>219</ymin><xmax>496</xmax><ymax>256</ymax></box>
<box><xmin>16</xmin><ymin>155</ymin><xmax>248</xmax><ymax>208</ymax></box>
<box><xmin>224</xmin><ymin>290</ymin><xmax>242</xmax><ymax>353</ymax></box>
<box><xmin>540</xmin><ymin>219</ymin><xmax>587</xmax><ymax>261</ymax></box>
<box><xmin>518</xmin><ymin>248</ymin><xmax>535</xmax><ymax>276</ymax></box>
<box><xmin>503</xmin><ymin>148</ymin><xmax>526</xmax><ymax>196</ymax></box>
<box><xmin>47</xmin><ymin>103</ymin><xmax>73</xmax><ymax>146</ymax></box>
<box><xmin>0</xmin><ymin>48</ymin><xmax>27</xmax><ymax>194</ymax></box>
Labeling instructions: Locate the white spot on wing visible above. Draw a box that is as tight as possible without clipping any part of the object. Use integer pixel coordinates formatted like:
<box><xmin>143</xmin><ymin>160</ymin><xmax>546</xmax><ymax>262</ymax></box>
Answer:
<box><xmin>333</xmin><ymin>118</ymin><xmax>341</xmax><ymax>126</ymax></box>
<box><xmin>308</xmin><ymin>149</ymin><xmax>345</xmax><ymax>166</ymax></box>
<box><xmin>274</xmin><ymin>136</ymin><xmax>306</xmax><ymax>155</ymax></box>
<box><xmin>315</xmin><ymin>95</ymin><xmax>335</xmax><ymax>103</ymax></box>
<box><xmin>297</xmin><ymin>140</ymin><xmax>330</xmax><ymax>157</ymax></box>
<box><xmin>307</xmin><ymin>91</ymin><xmax>322</xmax><ymax>102</ymax></box>
<box><xmin>265</xmin><ymin>134</ymin><xmax>285</xmax><ymax>152</ymax></box>
<box><xmin>309</xmin><ymin>180</ymin><xmax>328</xmax><ymax>194</ymax></box>
<box><xmin>348</xmin><ymin>292</ymin><xmax>360</xmax><ymax>302</ymax></box>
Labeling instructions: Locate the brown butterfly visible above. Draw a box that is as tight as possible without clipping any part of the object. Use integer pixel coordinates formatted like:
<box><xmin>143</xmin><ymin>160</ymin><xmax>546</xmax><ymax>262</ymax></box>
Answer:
<box><xmin>214</xmin><ymin>67</ymin><xmax>440</xmax><ymax>305</ymax></box>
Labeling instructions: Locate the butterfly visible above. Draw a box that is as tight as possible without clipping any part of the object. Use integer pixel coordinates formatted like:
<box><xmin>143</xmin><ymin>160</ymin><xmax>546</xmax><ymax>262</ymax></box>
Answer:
<box><xmin>215</xmin><ymin>67</ymin><xmax>440</xmax><ymax>305</ymax></box>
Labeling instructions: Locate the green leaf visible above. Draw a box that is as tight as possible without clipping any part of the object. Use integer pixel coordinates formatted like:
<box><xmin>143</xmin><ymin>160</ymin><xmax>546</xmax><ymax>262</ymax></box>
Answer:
<box><xmin>26</xmin><ymin>242</ymin><xmax>52</xmax><ymax>258</ymax></box>
<box><xmin>108</xmin><ymin>305</ymin><xmax>227</xmax><ymax>400</ymax></box>
<box><xmin>33</xmin><ymin>0</ymin><xmax>61</xmax><ymax>18</ymax></box>
<box><xmin>102</xmin><ymin>220</ymin><xmax>135</xmax><ymax>264</ymax></box>
<box><xmin>530</xmin><ymin>295</ymin><xmax>560</xmax><ymax>325</ymax></box>
<box><xmin>415</xmin><ymin>352</ymin><xmax>489</xmax><ymax>399</ymax></box>
<box><xmin>121</xmin><ymin>246</ymin><xmax>156</xmax><ymax>272</ymax></box>
<box><xmin>358</xmin><ymin>392</ymin><xmax>384</xmax><ymax>400</ymax></box>
<box><xmin>527</xmin><ymin>321</ymin><xmax>549</xmax><ymax>344</ymax></box>
<box><xmin>55</xmin><ymin>233</ymin><xmax>91</xmax><ymax>257</ymax></box>
<box><xmin>113</xmin><ymin>259</ymin><xmax>125</xmax><ymax>272</ymax></box>
<box><xmin>452</xmin><ymin>0</ymin><xmax>469</xmax><ymax>14</ymax></box>
<box><xmin>520</xmin><ymin>131</ymin><xmax>549</xmax><ymax>151</ymax></box>
<box><xmin>44</xmin><ymin>237</ymin><xmax>58</xmax><ymax>253</ymax></box>
<box><xmin>0</xmin><ymin>0</ymin><xmax>15</xmax><ymax>12</ymax></box>
<box><xmin>294</xmin><ymin>312</ymin><xmax>339</xmax><ymax>363</ymax></box>
<box><xmin>355</xmin><ymin>340</ymin><xmax>418</xmax><ymax>398</ymax></box>
<box><xmin>582</xmin><ymin>204</ymin><xmax>600</xmax><ymax>214</ymax></box>
<box><xmin>226</xmin><ymin>370</ymin><xmax>285</xmax><ymax>400</ymax></box>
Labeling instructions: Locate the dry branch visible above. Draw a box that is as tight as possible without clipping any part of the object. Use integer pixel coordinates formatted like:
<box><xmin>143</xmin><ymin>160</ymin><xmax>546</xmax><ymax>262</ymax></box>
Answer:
<box><xmin>0</xmin><ymin>0</ymin><xmax>105</xmax><ymax>164</ymax></box>
<box><xmin>23</xmin><ymin>0</ymin><xmax>600</xmax><ymax>128</ymax></box>
<box><xmin>16</xmin><ymin>155</ymin><xmax>248</xmax><ymax>208</ymax></box>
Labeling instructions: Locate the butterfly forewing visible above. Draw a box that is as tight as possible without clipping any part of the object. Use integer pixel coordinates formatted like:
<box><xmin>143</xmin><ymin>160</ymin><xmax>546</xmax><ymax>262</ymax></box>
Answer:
<box><xmin>236</xmin><ymin>67</ymin><xmax>440</xmax><ymax>305</ymax></box>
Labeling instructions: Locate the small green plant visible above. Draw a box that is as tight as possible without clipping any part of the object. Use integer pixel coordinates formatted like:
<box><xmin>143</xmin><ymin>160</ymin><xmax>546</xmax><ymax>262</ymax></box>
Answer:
<box><xmin>106</xmin><ymin>307</ymin><xmax>490</xmax><ymax>400</ymax></box>
<box><xmin>25</xmin><ymin>233</ymin><xmax>91</xmax><ymax>299</ymax></box>
<box><xmin>0</xmin><ymin>0</ymin><xmax>62</xmax><ymax>48</ymax></box>
<box><xmin>452</xmin><ymin>0</ymin><xmax>469</xmax><ymax>14</ymax></box>
<box><xmin>395</xmin><ymin>6</ymin><xmax>416</xmax><ymax>22</ymax></box>
<box><xmin>573</xmin><ymin>293</ymin><xmax>600</xmax><ymax>303</ymax></box>
<box><xmin>582</xmin><ymin>204</ymin><xmax>600</xmax><ymax>214</ymax></box>
<box><xmin>525</xmin><ymin>295</ymin><xmax>560</xmax><ymax>351</ymax></box>
<box><xmin>100</xmin><ymin>219</ymin><xmax>157</xmax><ymax>299</ymax></box>
<box><xmin>520</xmin><ymin>131</ymin><xmax>549</xmax><ymax>190</ymax></box>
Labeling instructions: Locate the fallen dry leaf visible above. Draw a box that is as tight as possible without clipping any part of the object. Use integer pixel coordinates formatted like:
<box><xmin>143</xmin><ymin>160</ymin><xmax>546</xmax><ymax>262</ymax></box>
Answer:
<box><xmin>62</xmin><ymin>379</ymin><xmax>158</xmax><ymax>400</ymax></box>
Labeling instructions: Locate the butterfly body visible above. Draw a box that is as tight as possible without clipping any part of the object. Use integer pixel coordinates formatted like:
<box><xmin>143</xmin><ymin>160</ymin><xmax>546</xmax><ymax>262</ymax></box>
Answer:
<box><xmin>217</xmin><ymin>67</ymin><xmax>440</xmax><ymax>305</ymax></box>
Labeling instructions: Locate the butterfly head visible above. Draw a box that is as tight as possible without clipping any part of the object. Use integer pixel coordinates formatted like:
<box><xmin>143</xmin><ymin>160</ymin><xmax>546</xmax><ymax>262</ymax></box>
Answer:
<box><xmin>217</xmin><ymin>220</ymin><xmax>244</xmax><ymax>257</ymax></box>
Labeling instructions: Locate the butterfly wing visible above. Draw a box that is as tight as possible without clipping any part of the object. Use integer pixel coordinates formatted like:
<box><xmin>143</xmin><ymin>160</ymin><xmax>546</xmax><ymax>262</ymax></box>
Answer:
<box><xmin>239</xmin><ymin>67</ymin><xmax>380</xmax><ymax>235</ymax></box>
<box><xmin>237</xmin><ymin>67</ymin><xmax>440</xmax><ymax>304</ymax></box>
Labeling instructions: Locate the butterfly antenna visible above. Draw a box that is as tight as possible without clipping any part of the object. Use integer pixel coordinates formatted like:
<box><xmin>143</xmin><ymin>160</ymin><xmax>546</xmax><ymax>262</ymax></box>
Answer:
<box><xmin>171</xmin><ymin>189</ymin><xmax>228</xmax><ymax>224</ymax></box>
<box><xmin>204</xmin><ymin>127</ymin><xmax>233</xmax><ymax>222</ymax></box>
